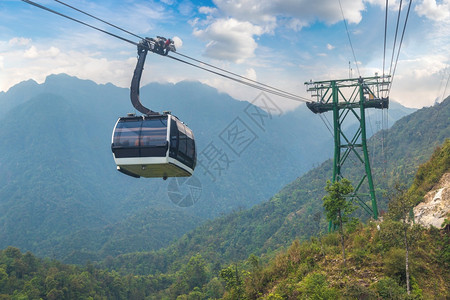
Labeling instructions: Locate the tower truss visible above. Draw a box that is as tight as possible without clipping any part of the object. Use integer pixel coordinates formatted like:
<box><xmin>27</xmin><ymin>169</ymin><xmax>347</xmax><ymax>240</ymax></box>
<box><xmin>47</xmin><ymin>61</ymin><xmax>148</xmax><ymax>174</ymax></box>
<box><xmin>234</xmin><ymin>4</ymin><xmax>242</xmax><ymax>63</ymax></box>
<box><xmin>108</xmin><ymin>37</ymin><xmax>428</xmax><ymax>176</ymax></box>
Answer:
<box><xmin>305</xmin><ymin>75</ymin><xmax>390</xmax><ymax>220</ymax></box>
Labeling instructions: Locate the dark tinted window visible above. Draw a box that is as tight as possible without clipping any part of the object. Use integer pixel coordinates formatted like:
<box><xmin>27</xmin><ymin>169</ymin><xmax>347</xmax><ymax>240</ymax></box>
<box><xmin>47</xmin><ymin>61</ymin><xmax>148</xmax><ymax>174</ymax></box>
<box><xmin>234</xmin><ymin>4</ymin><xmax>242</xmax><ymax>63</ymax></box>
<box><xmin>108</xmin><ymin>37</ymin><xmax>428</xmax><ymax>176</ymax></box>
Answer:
<box><xmin>112</xmin><ymin>119</ymin><xmax>141</xmax><ymax>157</ymax></box>
<box><xmin>177</xmin><ymin>121</ymin><xmax>187</xmax><ymax>156</ymax></box>
<box><xmin>168</xmin><ymin>118</ymin><xmax>196</xmax><ymax>169</ymax></box>
<box><xmin>113</xmin><ymin>120</ymin><xmax>141</xmax><ymax>147</ymax></box>
<box><xmin>185</xmin><ymin>127</ymin><xmax>195</xmax><ymax>161</ymax></box>
<box><xmin>169</xmin><ymin>118</ymin><xmax>179</xmax><ymax>159</ymax></box>
<box><xmin>141</xmin><ymin>118</ymin><xmax>167</xmax><ymax>147</ymax></box>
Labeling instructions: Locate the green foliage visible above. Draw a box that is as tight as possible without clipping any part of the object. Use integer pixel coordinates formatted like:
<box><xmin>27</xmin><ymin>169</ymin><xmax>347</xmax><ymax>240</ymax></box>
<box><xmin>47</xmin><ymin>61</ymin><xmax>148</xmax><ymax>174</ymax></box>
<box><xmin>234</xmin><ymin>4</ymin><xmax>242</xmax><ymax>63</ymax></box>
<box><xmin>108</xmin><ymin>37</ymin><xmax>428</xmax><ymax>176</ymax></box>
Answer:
<box><xmin>408</xmin><ymin>139</ymin><xmax>450</xmax><ymax>204</ymax></box>
<box><xmin>220</xmin><ymin>265</ymin><xmax>247</xmax><ymax>299</ymax></box>
<box><xmin>373</xmin><ymin>277</ymin><xmax>405</xmax><ymax>299</ymax></box>
<box><xmin>383</xmin><ymin>247</ymin><xmax>407</xmax><ymax>283</ymax></box>
<box><xmin>295</xmin><ymin>272</ymin><xmax>338</xmax><ymax>299</ymax></box>
<box><xmin>239</xmin><ymin>213</ymin><xmax>449</xmax><ymax>299</ymax></box>
<box><xmin>322</xmin><ymin>178</ymin><xmax>355</xmax><ymax>228</ymax></box>
<box><xmin>183</xmin><ymin>254</ymin><xmax>209</xmax><ymax>291</ymax></box>
<box><xmin>0</xmin><ymin>74</ymin><xmax>347</xmax><ymax>263</ymax></box>
<box><xmin>0</xmin><ymin>247</ymin><xmax>182</xmax><ymax>299</ymax></box>
<box><xmin>343</xmin><ymin>282</ymin><xmax>377</xmax><ymax>299</ymax></box>
<box><xmin>0</xmin><ymin>81</ymin><xmax>448</xmax><ymax>298</ymax></box>
<box><xmin>322</xmin><ymin>178</ymin><xmax>356</xmax><ymax>266</ymax></box>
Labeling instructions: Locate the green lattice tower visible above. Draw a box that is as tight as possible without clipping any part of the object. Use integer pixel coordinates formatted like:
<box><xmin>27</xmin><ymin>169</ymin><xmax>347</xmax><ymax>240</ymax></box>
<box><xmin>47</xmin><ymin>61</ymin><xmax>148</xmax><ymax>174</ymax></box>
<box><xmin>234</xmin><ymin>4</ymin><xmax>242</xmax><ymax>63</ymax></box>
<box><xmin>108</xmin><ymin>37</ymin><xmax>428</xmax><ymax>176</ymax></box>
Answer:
<box><xmin>305</xmin><ymin>76</ymin><xmax>390</xmax><ymax>220</ymax></box>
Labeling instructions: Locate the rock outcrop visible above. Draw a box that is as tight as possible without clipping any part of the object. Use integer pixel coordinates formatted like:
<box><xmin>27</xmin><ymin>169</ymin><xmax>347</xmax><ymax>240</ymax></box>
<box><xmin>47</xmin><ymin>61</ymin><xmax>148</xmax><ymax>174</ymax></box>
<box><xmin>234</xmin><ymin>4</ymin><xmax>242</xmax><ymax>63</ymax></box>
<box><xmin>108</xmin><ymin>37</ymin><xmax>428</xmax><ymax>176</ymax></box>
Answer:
<box><xmin>413</xmin><ymin>173</ymin><xmax>450</xmax><ymax>228</ymax></box>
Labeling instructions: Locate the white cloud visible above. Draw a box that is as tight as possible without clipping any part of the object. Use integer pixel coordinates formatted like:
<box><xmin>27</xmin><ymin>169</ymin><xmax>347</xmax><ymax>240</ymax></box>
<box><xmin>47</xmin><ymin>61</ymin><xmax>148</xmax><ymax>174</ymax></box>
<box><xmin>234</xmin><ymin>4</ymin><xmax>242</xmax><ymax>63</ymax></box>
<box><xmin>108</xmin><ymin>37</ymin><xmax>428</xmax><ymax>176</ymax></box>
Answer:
<box><xmin>327</xmin><ymin>43</ymin><xmax>335</xmax><ymax>50</ymax></box>
<box><xmin>364</xmin><ymin>0</ymin><xmax>402</xmax><ymax>10</ymax></box>
<box><xmin>389</xmin><ymin>54</ymin><xmax>449</xmax><ymax>107</ymax></box>
<box><xmin>23</xmin><ymin>46</ymin><xmax>60</xmax><ymax>59</ymax></box>
<box><xmin>178</xmin><ymin>0</ymin><xmax>195</xmax><ymax>16</ymax></box>
<box><xmin>0</xmin><ymin>40</ymin><xmax>135</xmax><ymax>93</ymax></box>
<box><xmin>415</xmin><ymin>0</ymin><xmax>450</xmax><ymax>21</ymax></box>
<box><xmin>191</xmin><ymin>0</ymin><xmax>367</xmax><ymax>63</ymax></box>
<box><xmin>172</xmin><ymin>36</ymin><xmax>183</xmax><ymax>49</ymax></box>
<box><xmin>188</xmin><ymin>17</ymin><xmax>199</xmax><ymax>27</ymax></box>
<box><xmin>286</xmin><ymin>18</ymin><xmax>309</xmax><ymax>31</ymax></box>
<box><xmin>245</xmin><ymin>68</ymin><xmax>257</xmax><ymax>80</ymax></box>
<box><xmin>193</xmin><ymin>18</ymin><xmax>264</xmax><ymax>63</ymax></box>
<box><xmin>199</xmin><ymin>6</ymin><xmax>218</xmax><ymax>15</ymax></box>
<box><xmin>24</xmin><ymin>46</ymin><xmax>38</xmax><ymax>59</ymax></box>
<box><xmin>8</xmin><ymin>37</ymin><xmax>31</xmax><ymax>46</ymax></box>
<box><xmin>212</xmin><ymin>0</ymin><xmax>365</xmax><ymax>29</ymax></box>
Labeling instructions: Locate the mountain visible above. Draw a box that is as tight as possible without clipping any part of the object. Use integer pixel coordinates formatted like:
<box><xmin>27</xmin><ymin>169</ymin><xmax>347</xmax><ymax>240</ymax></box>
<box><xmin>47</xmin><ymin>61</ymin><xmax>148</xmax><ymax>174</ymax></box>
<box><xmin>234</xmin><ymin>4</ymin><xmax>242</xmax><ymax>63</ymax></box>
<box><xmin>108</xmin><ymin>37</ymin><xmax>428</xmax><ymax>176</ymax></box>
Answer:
<box><xmin>101</xmin><ymin>97</ymin><xmax>449</xmax><ymax>277</ymax></box>
<box><xmin>0</xmin><ymin>129</ymin><xmax>445</xmax><ymax>300</ymax></box>
<box><xmin>0</xmin><ymin>74</ymin><xmax>415</xmax><ymax>261</ymax></box>
<box><xmin>236</xmin><ymin>139</ymin><xmax>449</xmax><ymax>299</ymax></box>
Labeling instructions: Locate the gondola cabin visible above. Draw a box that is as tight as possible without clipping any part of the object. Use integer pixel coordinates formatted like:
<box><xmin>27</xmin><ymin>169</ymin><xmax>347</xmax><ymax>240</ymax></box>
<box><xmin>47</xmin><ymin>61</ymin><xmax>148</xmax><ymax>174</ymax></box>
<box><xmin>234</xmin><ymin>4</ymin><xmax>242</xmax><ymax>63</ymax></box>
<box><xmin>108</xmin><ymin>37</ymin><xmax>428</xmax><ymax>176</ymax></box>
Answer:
<box><xmin>111</xmin><ymin>113</ymin><xmax>196</xmax><ymax>179</ymax></box>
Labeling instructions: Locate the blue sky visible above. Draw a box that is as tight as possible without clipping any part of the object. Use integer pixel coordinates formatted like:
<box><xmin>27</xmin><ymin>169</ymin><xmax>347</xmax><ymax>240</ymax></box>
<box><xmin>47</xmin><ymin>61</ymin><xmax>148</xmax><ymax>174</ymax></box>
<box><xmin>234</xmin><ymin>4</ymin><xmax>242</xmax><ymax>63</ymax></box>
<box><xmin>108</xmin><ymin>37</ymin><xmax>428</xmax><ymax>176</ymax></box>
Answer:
<box><xmin>0</xmin><ymin>0</ymin><xmax>449</xmax><ymax>110</ymax></box>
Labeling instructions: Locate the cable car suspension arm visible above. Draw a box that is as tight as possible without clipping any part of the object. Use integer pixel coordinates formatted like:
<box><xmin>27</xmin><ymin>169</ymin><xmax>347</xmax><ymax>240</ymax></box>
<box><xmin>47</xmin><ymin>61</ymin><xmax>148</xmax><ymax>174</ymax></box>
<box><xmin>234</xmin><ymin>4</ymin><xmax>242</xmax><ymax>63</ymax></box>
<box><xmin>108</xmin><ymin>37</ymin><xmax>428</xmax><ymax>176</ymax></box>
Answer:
<box><xmin>131</xmin><ymin>37</ymin><xmax>176</xmax><ymax>116</ymax></box>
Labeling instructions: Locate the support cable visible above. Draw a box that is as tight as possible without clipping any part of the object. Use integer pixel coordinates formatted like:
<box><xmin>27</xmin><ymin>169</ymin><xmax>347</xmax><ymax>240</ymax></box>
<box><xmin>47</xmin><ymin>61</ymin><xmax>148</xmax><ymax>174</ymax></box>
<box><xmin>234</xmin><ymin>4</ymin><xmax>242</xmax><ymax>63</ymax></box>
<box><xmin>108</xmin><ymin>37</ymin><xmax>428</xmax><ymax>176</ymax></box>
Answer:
<box><xmin>338</xmin><ymin>0</ymin><xmax>361</xmax><ymax>77</ymax></box>
<box><xmin>388</xmin><ymin>0</ymin><xmax>403</xmax><ymax>79</ymax></box>
<box><xmin>382</xmin><ymin>0</ymin><xmax>388</xmax><ymax>77</ymax></box>
<box><xmin>55</xmin><ymin>0</ymin><xmax>307</xmax><ymax>102</ymax></box>
<box><xmin>21</xmin><ymin>0</ymin><xmax>139</xmax><ymax>47</ymax></box>
<box><xmin>172</xmin><ymin>52</ymin><xmax>307</xmax><ymax>101</ymax></box>
<box><xmin>388</xmin><ymin>0</ymin><xmax>413</xmax><ymax>95</ymax></box>
<box><xmin>382</xmin><ymin>0</ymin><xmax>389</xmax><ymax>97</ymax></box>
<box><xmin>166</xmin><ymin>54</ymin><xmax>308</xmax><ymax>102</ymax></box>
<box><xmin>54</xmin><ymin>0</ymin><xmax>144</xmax><ymax>41</ymax></box>
<box><xmin>319</xmin><ymin>114</ymin><xmax>334</xmax><ymax>138</ymax></box>
<box><xmin>441</xmin><ymin>71</ymin><xmax>450</xmax><ymax>102</ymax></box>
<box><xmin>21</xmin><ymin>0</ymin><xmax>308</xmax><ymax>104</ymax></box>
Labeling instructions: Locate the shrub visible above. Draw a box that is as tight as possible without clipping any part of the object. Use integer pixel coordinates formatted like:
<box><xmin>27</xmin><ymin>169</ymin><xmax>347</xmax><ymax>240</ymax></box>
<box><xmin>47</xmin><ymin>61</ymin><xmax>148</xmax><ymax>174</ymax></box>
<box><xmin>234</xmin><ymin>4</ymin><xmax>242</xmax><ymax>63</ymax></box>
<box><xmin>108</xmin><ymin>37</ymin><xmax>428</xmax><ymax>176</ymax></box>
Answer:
<box><xmin>296</xmin><ymin>272</ymin><xmax>338</xmax><ymax>299</ymax></box>
<box><xmin>373</xmin><ymin>277</ymin><xmax>405</xmax><ymax>299</ymax></box>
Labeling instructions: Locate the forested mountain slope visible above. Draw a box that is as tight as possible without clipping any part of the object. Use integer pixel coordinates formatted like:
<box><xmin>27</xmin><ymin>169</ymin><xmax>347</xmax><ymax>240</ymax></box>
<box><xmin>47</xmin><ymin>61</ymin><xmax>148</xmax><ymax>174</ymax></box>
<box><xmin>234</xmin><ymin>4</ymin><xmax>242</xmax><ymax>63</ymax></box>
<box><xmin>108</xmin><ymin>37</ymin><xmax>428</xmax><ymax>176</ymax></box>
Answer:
<box><xmin>0</xmin><ymin>136</ymin><xmax>447</xmax><ymax>299</ymax></box>
<box><xmin>0</xmin><ymin>74</ymin><xmax>413</xmax><ymax>261</ymax></box>
<box><xmin>234</xmin><ymin>138</ymin><xmax>449</xmax><ymax>299</ymax></box>
<box><xmin>102</xmin><ymin>97</ymin><xmax>449</xmax><ymax>276</ymax></box>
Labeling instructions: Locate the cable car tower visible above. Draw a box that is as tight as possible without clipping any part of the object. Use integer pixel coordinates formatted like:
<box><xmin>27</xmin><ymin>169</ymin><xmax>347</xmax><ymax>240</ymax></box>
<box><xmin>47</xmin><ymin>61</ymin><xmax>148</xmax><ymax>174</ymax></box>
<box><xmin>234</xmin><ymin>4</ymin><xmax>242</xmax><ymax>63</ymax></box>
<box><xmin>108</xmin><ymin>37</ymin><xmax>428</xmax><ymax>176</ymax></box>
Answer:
<box><xmin>305</xmin><ymin>75</ymin><xmax>390</xmax><ymax>220</ymax></box>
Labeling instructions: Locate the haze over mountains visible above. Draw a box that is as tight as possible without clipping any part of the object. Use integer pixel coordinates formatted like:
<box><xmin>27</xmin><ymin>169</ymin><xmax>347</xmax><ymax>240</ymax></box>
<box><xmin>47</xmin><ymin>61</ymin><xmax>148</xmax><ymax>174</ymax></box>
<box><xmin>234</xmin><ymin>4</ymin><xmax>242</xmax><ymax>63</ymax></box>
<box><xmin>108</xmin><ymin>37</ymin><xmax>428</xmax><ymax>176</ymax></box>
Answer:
<box><xmin>0</xmin><ymin>74</ymin><xmax>415</xmax><ymax>260</ymax></box>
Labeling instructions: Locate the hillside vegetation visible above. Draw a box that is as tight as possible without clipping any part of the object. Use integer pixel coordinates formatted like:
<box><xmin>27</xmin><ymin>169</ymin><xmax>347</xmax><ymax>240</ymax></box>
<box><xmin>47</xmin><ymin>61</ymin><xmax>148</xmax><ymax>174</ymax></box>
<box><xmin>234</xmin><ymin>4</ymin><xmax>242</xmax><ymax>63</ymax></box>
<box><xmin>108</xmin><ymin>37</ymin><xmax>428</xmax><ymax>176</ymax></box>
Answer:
<box><xmin>0</xmin><ymin>140</ymin><xmax>448</xmax><ymax>299</ymax></box>
<box><xmin>100</xmin><ymin>98</ymin><xmax>449</xmax><ymax>277</ymax></box>
<box><xmin>231</xmin><ymin>139</ymin><xmax>449</xmax><ymax>299</ymax></box>
<box><xmin>0</xmin><ymin>75</ymin><xmax>340</xmax><ymax>261</ymax></box>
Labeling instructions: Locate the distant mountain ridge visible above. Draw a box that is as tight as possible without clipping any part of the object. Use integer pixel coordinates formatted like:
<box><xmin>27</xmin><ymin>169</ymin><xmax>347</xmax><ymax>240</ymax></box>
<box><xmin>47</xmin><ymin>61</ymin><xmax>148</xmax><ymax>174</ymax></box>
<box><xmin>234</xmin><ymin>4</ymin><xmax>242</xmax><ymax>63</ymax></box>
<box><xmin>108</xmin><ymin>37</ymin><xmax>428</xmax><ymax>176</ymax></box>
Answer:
<box><xmin>0</xmin><ymin>74</ymin><xmax>416</xmax><ymax>261</ymax></box>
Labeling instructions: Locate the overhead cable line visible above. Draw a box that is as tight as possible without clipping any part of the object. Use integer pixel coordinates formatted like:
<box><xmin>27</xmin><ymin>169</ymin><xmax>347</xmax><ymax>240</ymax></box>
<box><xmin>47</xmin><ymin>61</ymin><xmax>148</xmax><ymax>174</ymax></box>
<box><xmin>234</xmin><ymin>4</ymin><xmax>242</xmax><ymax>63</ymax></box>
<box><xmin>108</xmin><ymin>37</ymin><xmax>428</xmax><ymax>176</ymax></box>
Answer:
<box><xmin>388</xmin><ymin>0</ymin><xmax>413</xmax><ymax>95</ymax></box>
<box><xmin>53</xmin><ymin>0</ymin><xmax>308</xmax><ymax>102</ymax></box>
<box><xmin>388</xmin><ymin>0</ymin><xmax>403</xmax><ymax>80</ymax></box>
<box><xmin>442</xmin><ymin>71</ymin><xmax>450</xmax><ymax>102</ymax></box>
<box><xmin>338</xmin><ymin>0</ymin><xmax>361</xmax><ymax>77</ymax></box>
<box><xmin>382</xmin><ymin>0</ymin><xmax>389</xmax><ymax>79</ymax></box>
<box><xmin>167</xmin><ymin>54</ymin><xmax>308</xmax><ymax>102</ymax></box>
<box><xmin>172</xmin><ymin>52</ymin><xmax>309</xmax><ymax>101</ymax></box>
<box><xmin>54</xmin><ymin>0</ymin><xmax>144</xmax><ymax>41</ymax></box>
<box><xmin>21</xmin><ymin>0</ymin><xmax>308</xmax><ymax>103</ymax></box>
<box><xmin>21</xmin><ymin>0</ymin><xmax>139</xmax><ymax>47</ymax></box>
<box><xmin>319</xmin><ymin>114</ymin><xmax>334</xmax><ymax>138</ymax></box>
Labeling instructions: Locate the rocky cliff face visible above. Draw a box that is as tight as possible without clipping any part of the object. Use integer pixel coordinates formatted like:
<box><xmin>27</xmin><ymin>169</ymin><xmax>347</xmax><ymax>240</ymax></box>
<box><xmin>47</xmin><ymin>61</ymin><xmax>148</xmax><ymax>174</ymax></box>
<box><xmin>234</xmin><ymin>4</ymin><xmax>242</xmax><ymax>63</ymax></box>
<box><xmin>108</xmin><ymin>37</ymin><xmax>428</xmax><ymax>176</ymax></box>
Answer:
<box><xmin>413</xmin><ymin>173</ymin><xmax>450</xmax><ymax>228</ymax></box>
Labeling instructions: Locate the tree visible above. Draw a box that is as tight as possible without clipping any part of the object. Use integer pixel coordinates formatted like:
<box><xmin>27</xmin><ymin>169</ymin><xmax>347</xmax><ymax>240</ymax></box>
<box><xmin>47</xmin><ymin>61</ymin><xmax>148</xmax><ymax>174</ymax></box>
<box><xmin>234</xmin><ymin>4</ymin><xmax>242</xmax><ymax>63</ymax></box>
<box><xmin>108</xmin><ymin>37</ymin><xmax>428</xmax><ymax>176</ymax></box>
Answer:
<box><xmin>385</xmin><ymin>184</ymin><xmax>417</xmax><ymax>296</ymax></box>
<box><xmin>220</xmin><ymin>264</ymin><xmax>246</xmax><ymax>299</ymax></box>
<box><xmin>322</xmin><ymin>178</ymin><xmax>355</xmax><ymax>267</ymax></box>
<box><xmin>183</xmin><ymin>254</ymin><xmax>209</xmax><ymax>290</ymax></box>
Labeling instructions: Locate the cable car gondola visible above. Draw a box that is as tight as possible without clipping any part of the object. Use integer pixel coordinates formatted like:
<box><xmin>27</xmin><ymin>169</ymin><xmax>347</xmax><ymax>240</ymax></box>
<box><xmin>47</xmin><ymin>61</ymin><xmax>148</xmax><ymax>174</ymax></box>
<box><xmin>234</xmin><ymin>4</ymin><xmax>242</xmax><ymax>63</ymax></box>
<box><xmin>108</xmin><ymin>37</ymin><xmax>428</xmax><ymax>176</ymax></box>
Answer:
<box><xmin>111</xmin><ymin>37</ymin><xmax>196</xmax><ymax>179</ymax></box>
<box><xmin>112</xmin><ymin>112</ymin><xmax>196</xmax><ymax>178</ymax></box>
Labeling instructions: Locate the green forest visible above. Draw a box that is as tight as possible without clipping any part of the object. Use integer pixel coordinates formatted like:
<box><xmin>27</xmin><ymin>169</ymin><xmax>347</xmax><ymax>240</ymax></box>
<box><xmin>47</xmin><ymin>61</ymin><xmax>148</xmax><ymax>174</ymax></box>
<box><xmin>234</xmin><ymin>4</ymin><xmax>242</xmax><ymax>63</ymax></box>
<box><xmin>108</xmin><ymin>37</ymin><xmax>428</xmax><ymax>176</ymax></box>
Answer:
<box><xmin>0</xmin><ymin>139</ymin><xmax>448</xmax><ymax>299</ymax></box>
<box><xmin>0</xmin><ymin>78</ymin><xmax>448</xmax><ymax>299</ymax></box>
